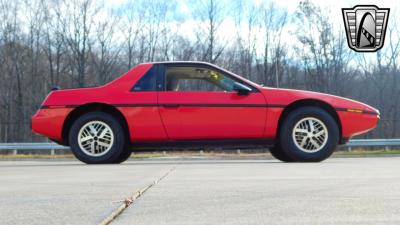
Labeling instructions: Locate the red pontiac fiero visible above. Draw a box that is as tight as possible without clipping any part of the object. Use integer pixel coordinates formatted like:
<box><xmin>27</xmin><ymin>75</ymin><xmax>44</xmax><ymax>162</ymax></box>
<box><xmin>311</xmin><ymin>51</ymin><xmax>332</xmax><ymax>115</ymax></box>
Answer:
<box><xmin>32</xmin><ymin>62</ymin><xmax>379</xmax><ymax>164</ymax></box>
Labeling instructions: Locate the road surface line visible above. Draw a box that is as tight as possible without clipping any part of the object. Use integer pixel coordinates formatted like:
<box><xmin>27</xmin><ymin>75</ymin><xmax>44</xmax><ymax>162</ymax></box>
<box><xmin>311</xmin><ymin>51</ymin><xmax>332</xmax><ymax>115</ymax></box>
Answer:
<box><xmin>99</xmin><ymin>167</ymin><xmax>175</xmax><ymax>225</ymax></box>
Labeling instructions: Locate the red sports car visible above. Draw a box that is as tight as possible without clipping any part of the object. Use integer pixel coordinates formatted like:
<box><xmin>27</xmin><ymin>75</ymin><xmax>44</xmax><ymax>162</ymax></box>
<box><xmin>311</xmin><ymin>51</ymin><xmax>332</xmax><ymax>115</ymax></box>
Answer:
<box><xmin>31</xmin><ymin>62</ymin><xmax>379</xmax><ymax>164</ymax></box>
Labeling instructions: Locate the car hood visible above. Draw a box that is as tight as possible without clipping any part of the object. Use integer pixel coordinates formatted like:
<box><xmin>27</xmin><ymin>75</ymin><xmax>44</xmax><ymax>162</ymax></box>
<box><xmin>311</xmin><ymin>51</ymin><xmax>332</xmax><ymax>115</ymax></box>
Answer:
<box><xmin>260</xmin><ymin>87</ymin><xmax>379</xmax><ymax>114</ymax></box>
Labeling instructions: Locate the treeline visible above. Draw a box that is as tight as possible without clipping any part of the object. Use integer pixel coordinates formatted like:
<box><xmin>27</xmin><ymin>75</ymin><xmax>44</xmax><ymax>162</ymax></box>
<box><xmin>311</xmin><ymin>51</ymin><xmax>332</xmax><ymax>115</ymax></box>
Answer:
<box><xmin>0</xmin><ymin>0</ymin><xmax>398</xmax><ymax>142</ymax></box>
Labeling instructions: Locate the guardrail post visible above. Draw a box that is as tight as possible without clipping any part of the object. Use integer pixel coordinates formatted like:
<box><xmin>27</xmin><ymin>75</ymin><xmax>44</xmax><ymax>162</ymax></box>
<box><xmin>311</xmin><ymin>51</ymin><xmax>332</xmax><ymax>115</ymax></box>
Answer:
<box><xmin>50</xmin><ymin>149</ymin><xmax>55</xmax><ymax>156</ymax></box>
<box><xmin>347</xmin><ymin>146</ymin><xmax>352</xmax><ymax>152</ymax></box>
<box><xmin>162</xmin><ymin>151</ymin><xmax>166</xmax><ymax>156</ymax></box>
<box><xmin>236</xmin><ymin>149</ymin><xmax>241</xmax><ymax>154</ymax></box>
<box><xmin>12</xmin><ymin>149</ymin><xmax>17</xmax><ymax>155</ymax></box>
<box><xmin>199</xmin><ymin>150</ymin><xmax>204</xmax><ymax>155</ymax></box>
<box><xmin>385</xmin><ymin>146</ymin><xmax>390</xmax><ymax>151</ymax></box>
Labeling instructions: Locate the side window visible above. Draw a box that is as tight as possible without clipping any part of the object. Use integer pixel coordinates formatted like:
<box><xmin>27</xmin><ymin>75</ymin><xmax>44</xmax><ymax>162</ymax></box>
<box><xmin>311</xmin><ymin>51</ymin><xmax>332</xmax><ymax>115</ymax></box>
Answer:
<box><xmin>165</xmin><ymin>66</ymin><xmax>244</xmax><ymax>92</ymax></box>
<box><xmin>131</xmin><ymin>66</ymin><xmax>157</xmax><ymax>91</ymax></box>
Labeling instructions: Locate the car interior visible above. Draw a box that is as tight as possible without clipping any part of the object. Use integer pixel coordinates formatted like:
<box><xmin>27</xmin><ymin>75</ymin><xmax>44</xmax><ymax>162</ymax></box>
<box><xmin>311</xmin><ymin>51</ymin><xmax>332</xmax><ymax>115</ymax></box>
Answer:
<box><xmin>165</xmin><ymin>67</ymin><xmax>238</xmax><ymax>92</ymax></box>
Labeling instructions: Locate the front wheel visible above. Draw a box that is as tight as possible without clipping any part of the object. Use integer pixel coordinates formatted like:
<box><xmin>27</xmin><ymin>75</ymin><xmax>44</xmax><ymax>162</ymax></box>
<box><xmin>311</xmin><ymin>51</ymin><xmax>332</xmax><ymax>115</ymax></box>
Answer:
<box><xmin>279</xmin><ymin>107</ymin><xmax>339</xmax><ymax>162</ymax></box>
<box><xmin>269</xmin><ymin>145</ymin><xmax>295</xmax><ymax>162</ymax></box>
<box><xmin>69</xmin><ymin>112</ymin><xmax>126</xmax><ymax>164</ymax></box>
<box><xmin>112</xmin><ymin>149</ymin><xmax>132</xmax><ymax>163</ymax></box>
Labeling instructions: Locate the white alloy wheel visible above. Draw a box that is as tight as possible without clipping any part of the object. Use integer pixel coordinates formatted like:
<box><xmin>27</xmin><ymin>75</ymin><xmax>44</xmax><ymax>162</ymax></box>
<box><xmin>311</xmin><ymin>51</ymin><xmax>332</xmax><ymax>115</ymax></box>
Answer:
<box><xmin>78</xmin><ymin>121</ymin><xmax>114</xmax><ymax>157</ymax></box>
<box><xmin>292</xmin><ymin>117</ymin><xmax>328</xmax><ymax>153</ymax></box>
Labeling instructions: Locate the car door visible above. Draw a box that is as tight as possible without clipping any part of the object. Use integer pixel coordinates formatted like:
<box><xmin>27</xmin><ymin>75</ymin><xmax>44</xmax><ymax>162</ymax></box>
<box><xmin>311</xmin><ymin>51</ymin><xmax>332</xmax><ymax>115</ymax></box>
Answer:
<box><xmin>157</xmin><ymin>64</ymin><xmax>267</xmax><ymax>140</ymax></box>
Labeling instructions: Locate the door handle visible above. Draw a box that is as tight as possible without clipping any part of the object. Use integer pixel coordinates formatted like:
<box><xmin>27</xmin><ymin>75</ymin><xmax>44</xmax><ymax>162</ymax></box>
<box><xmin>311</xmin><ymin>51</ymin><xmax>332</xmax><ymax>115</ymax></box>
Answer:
<box><xmin>163</xmin><ymin>104</ymin><xmax>180</xmax><ymax>108</ymax></box>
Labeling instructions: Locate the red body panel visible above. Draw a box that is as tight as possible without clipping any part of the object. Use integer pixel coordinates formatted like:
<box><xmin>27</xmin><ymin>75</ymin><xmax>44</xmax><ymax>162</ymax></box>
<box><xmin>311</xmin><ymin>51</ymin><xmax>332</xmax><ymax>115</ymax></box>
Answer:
<box><xmin>114</xmin><ymin>92</ymin><xmax>168</xmax><ymax>141</ymax></box>
<box><xmin>259</xmin><ymin>88</ymin><xmax>379</xmax><ymax>139</ymax></box>
<box><xmin>31</xmin><ymin>62</ymin><xmax>379</xmax><ymax>145</ymax></box>
<box><xmin>42</xmin><ymin>64</ymin><xmax>153</xmax><ymax>106</ymax></box>
<box><xmin>338</xmin><ymin>111</ymin><xmax>379</xmax><ymax>138</ymax></box>
<box><xmin>158</xmin><ymin>92</ymin><xmax>267</xmax><ymax>139</ymax></box>
<box><xmin>31</xmin><ymin>108</ymin><xmax>74</xmax><ymax>140</ymax></box>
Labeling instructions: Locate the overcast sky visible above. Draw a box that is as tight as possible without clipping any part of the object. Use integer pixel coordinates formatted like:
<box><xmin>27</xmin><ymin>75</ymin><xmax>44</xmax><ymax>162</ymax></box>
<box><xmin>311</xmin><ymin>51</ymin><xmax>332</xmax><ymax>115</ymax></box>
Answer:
<box><xmin>110</xmin><ymin>0</ymin><xmax>398</xmax><ymax>50</ymax></box>
<box><xmin>98</xmin><ymin>0</ymin><xmax>398</xmax><ymax>66</ymax></box>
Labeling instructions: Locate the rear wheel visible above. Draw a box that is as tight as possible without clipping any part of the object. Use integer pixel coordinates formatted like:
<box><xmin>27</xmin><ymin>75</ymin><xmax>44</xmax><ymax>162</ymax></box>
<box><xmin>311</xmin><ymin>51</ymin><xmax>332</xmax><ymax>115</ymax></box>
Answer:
<box><xmin>279</xmin><ymin>107</ymin><xmax>339</xmax><ymax>162</ymax></box>
<box><xmin>69</xmin><ymin>112</ymin><xmax>126</xmax><ymax>164</ymax></box>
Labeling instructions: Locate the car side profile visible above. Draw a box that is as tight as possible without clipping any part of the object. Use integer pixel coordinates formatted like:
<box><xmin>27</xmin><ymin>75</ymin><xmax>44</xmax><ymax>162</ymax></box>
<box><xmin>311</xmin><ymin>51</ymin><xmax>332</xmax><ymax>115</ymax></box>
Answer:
<box><xmin>31</xmin><ymin>62</ymin><xmax>379</xmax><ymax>164</ymax></box>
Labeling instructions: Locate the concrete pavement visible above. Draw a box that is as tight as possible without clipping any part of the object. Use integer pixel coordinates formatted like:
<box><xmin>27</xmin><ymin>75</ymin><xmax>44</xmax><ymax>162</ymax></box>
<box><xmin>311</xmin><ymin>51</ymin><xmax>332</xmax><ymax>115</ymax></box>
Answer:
<box><xmin>0</xmin><ymin>160</ymin><xmax>172</xmax><ymax>225</ymax></box>
<box><xmin>1</xmin><ymin>158</ymin><xmax>400</xmax><ymax>225</ymax></box>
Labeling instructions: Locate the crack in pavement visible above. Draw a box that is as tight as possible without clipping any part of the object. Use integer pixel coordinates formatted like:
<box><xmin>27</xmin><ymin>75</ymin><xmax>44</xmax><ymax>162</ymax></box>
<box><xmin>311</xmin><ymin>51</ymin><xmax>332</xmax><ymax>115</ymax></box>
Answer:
<box><xmin>99</xmin><ymin>167</ymin><xmax>175</xmax><ymax>225</ymax></box>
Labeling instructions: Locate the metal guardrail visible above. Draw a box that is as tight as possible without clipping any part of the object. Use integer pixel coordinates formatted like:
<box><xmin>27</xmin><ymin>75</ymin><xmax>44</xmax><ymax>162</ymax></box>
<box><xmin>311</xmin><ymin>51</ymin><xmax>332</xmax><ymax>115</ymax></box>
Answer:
<box><xmin>345</xmin><ymin>139</ymin><xmax>400</xmax><ymax>147</ymax></box>
<box><xmin>0</xmin><ymin>139</ymin><xmax>400</xmax><ymax>155</ymax></box>
<box><xmin>0</xmin><ymin>142</ymin><xmax>69</xmax><ymax>155</ymax></box>
<box><xmin>345</xmin><ymin>139</ymin><xmax>400</xmax><ymax>151</ymax></box>
<box><xmin>0</xmin><ymin>142</ymin><xmax>69</xmax><ymax>150</ymax></box>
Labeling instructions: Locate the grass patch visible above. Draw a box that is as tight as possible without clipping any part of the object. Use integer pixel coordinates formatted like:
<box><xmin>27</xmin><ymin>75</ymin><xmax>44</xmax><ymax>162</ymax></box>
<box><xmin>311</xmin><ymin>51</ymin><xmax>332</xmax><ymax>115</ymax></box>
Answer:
<box><xmin>0</xmin><ymin>154</ymin><xmax>75</xmax><ymax>159</ymax></box>
<box><xmin>334</xmin><ymin>149</ymin><xmax>400</xmax><ymax>157</ymax></box>
<box><xmin>1</xmin><ymin>149</ymin><xmax>400</xmax><ymax>159</ymax></box>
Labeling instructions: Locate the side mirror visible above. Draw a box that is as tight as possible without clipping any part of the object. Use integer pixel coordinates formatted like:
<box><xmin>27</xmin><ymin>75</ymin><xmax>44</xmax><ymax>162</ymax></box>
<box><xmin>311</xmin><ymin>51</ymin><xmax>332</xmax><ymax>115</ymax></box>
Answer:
<box><xmin>233</xmin><ymin>82</ymin><xmax>252</xmax><ymax>96</ymax></box>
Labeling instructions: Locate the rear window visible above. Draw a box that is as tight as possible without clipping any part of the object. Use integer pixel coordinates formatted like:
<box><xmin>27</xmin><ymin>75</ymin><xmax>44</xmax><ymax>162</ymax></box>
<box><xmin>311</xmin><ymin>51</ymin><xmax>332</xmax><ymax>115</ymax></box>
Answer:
<box><xmin>131</xmin><ymin>67</ymin><xmax>157</xmax><ymax>91</ymax></box>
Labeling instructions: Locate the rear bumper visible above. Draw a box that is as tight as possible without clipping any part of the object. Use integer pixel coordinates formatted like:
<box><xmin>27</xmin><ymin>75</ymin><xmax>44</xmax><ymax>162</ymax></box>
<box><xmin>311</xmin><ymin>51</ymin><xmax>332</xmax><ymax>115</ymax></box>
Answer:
<box><xmin>31</xmin><ymin>108</ymin><xmax>73</xmax><ymax>142</ymax></box>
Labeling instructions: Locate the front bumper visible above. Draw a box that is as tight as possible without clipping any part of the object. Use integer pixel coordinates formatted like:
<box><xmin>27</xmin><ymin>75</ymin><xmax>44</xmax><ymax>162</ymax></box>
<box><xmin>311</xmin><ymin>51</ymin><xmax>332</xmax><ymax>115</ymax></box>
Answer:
<box><xmin>337</xmin><ymin>110</ymin><xmax>380</xmax><ymax>139</ymax></box>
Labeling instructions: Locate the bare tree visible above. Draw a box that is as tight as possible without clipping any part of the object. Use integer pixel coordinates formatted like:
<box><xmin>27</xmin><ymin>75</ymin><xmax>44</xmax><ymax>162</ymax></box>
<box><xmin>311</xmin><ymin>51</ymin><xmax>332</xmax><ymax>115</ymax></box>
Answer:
<box><xmin>192</xmin><ymin>0</ymin><xmax>226</xmax><ymax>63</ymax></box>
<box><xmin>295</xmin><ymin>0</ymin><xmax>334</xmax><ymax>92</ymax></box>
<box><xmin>231</xmin><ymin>0</ymin><xmax>259</xmax><ymax>80</ymax></box>
<box><xmin>61</xmin><ymin>0</ymin><xmax>97</xmax><ymax>87</ymax></box>
<box><xmin>119</xmin><ymin>1</ymin><xmax>145</xmax><ymax>69</ymax></box>
<box><xmin>0</xmin><ymin>0</ymin><xmax>398</xmax><ymax>142</ymax></box>
<box><xmin>255</xmin><ymin>2</ymin><xmax>288</xmax><ymax>87</ymax></box>
<box><xmin>43</xmin><ymin>0</ymin><xmax>66</xmax><ymax>88</ymax></box>
<box><xmin>91</xmin><ymin>9</ymin><xmax>120</xmax><ymax>84</ymax></box>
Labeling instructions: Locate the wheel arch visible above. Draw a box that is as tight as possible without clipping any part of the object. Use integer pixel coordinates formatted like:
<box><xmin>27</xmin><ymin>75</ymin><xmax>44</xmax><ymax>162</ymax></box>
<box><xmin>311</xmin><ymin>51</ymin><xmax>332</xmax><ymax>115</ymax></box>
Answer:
<box><xmin>61</xmin><ymin>103</ymin><xmax>130</xmax><ymax>146</ymax></box>
<box><xmin>276</xmin><ymin>99</ymin><xmax>343</xmax><ymax>143</ymax></box>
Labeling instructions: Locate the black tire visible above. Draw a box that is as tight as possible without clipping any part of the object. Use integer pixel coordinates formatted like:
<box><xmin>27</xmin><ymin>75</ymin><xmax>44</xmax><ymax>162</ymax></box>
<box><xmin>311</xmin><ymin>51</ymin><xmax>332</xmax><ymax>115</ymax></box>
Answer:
<box><xmin>112</xmin><ymin>149</ymin><xmax>132</xmax><ymax>163</ymax></box>
<box><xmin>269</xmin><ymin>145</ymin><xmax>295</xmax><ymax>162</ymax></box>
<box><xmin>279</xmin><ymin>106</ymin><xmax>339</xmax><ymax>162</ymax></box>
<box><xmin>69</xmin><ymin>112</ymin><xmax>126</xmax><ymax>164</ymax></box>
